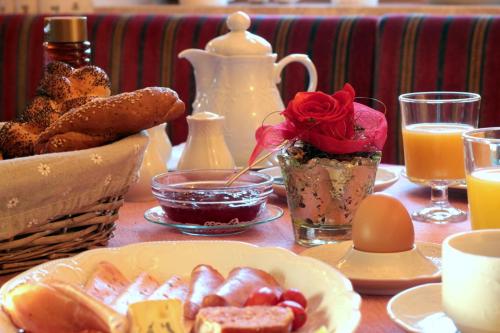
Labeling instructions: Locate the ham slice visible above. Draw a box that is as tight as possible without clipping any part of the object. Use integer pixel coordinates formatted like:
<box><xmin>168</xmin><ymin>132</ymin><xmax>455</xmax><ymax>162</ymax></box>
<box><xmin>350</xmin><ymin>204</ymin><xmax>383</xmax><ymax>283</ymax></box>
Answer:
<box><xmin>111</xmin><ymin>272</ymin><xmax>160</xmax><ymax>315</ymax></box>
<box><xmin>202</xmin><ymin>267</ymin><xmax>283</xmax><ymax>308</ymax></box>
<box><xmin>148</xmin><ymin>275</ymin><xmax>189</xmax><ymax>302</ymax></box>
<box><xmin>85</xmin><ymin>261</ymin><xmax>130</xmax><ymax>305</ymax></box>
<box><xmin>3</xmin><ymin>282</ymin><xmax>127</xmax><ymax>333</ymax></box>
<box><xmin>184</xmin><ymin>264</ymin><xmax>225</xmax><ymax>320</ymax></box>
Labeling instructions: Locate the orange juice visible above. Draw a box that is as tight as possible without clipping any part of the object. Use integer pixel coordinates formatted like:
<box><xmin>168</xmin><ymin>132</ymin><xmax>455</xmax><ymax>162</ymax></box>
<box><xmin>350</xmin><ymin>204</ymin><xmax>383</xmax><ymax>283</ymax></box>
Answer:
<box><xmin>402</xmin><ymin>123</ymin><xmax>473</xmax><ymax>180</ymax></box>
<box><xmin>467</xmin><ymin>168</ymin><xmax>500</xmax><ymax>229</ymax></box>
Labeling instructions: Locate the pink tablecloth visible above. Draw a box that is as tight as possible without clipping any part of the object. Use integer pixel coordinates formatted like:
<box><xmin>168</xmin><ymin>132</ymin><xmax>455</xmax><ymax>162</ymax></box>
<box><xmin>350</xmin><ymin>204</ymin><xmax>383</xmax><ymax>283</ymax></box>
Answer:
<box><xmin>110</xmin><ymin>166</ymin><xmax>469</xmax><ymax>333</ymax></box>
<box><xmin>0</xmin><ymin>165</ymin><xmax>470</xmax><ymax>332</ymax></box>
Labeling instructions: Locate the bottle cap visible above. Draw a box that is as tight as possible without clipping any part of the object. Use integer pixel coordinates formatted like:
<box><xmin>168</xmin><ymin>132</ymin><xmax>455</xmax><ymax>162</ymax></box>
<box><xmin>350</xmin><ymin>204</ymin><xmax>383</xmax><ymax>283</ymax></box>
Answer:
<box><xmin>44</xmin><ymin>16</ymin><xmax>88</xmax><ymax>43</ymax></box>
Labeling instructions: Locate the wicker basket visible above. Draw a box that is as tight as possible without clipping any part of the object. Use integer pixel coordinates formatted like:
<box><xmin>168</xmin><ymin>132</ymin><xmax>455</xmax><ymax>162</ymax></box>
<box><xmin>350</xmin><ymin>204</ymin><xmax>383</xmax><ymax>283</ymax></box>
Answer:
<box><xmin>0</xmin><ymin>132</ymin><xmax>148</xmax><ymax>274</ymax></box>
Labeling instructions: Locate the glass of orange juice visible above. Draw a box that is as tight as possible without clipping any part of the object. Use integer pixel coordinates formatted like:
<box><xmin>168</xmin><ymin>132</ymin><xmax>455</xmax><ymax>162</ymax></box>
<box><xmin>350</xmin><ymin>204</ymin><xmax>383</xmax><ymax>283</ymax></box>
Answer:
<box><xmin>399</xmin><ymin>92</ymin><xmax>480</xmax><ymax>223</ymax></box>
<box><xmin>463</xmin><ymin>128</ymin><xmax>500</xmax><ymax>229</ymax></box>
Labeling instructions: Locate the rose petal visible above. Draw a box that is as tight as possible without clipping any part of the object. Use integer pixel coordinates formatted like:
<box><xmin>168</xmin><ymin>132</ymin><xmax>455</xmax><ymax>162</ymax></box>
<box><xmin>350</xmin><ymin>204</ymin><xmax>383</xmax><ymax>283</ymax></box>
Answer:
<box><xmin>248</xmin><ymin>122</ymin><xmax>298</xmax><ymax>165</ymax></box>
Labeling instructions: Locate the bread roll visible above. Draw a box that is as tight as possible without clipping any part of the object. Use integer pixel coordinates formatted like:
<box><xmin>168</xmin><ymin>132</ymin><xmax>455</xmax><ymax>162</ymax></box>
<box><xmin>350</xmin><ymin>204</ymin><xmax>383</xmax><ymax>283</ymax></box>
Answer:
<box><xmin>36</xmin><ymin>64</ymin><xmax>111</xmax><ymax>102</ymax></box>
<box><xmin>36</xmin><ymin>74</ymin><xmax>78</xmax><ymax>102</ymax></box>
<box><xmin>45</xmin><ymin>61</ymin><xmax>74</xmax><ymax>77</ymax></box>
<box><xmin>0</xmin><ymin>63</ymin><xmax>111</xmax><ymax>158</ymax></box>
<box><xmin>0</xmin><ymin>62</ymin><xmax>183</xmax><ymax>159</ymax></box>
<box><xmin>22</xmin><ymin>96</ymin><xmax>60</xmax><ymax>127</ymax></box>
<box><xmin>70</xmin><ymin>66</ymin><xmax>111</xmax><ymax>97</ymax></box>
<box><xmin>0</xmin><ymin>122</ymin><xmax>43</xmax><ymax>159</ymax></box>
<box><xmin>35</xmin><ymin>87</ymin><xmax>185</xmax><ymax>154</ymax></box>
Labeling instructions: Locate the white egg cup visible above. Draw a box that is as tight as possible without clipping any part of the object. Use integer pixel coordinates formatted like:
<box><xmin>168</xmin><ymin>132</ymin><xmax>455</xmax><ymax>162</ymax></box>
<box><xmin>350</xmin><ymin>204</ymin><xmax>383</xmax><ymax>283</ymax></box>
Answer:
<box><xmin>337</xmin><ymin>245</ymin><xmax>439</xmax><ymax>279</ymax></box>
<box><xmin>301</xmin><ymin>241</ymin><xmax>442</xmax><ymax>295</ymax></box>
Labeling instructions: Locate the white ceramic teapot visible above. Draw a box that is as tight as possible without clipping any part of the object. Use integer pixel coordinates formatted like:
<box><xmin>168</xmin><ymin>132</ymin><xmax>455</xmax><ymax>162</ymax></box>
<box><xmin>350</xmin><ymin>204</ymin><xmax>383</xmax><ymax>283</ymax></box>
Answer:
<box><xmin>179</xmin><ymin>11</ymin><xmax>318</xmax><ymax>166</ymax></box>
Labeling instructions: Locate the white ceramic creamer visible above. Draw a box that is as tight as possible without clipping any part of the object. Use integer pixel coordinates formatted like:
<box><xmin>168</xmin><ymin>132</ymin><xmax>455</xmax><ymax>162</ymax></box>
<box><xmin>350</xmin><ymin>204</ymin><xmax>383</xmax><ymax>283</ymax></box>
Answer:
<box><xmin>178</xmin><ymin>112</ymin><xmax>235</xmax><ymax>170</ymax></box>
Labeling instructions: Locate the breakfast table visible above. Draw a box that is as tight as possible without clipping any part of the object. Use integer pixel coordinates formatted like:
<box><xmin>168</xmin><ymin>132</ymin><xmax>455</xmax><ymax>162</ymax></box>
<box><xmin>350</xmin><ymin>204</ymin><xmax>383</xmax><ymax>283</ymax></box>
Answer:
<box><xmin>0</xmin><ymin>164</ymin><xmax>469</xmax><ymax>332</ymax></box>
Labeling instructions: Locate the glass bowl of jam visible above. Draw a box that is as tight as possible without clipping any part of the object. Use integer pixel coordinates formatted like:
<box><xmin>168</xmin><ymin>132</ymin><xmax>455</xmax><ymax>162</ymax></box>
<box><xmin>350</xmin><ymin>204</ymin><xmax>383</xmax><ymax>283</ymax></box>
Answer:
<box><xmin>151</xmin><ymin>169</ymin><xmax>274</xmax><ymax>225</ymax></box>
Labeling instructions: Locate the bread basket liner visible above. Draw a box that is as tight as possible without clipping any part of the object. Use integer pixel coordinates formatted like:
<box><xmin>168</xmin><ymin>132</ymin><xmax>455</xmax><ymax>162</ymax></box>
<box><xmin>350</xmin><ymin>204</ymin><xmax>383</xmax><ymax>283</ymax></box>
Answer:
<box><xmin>0</xmin><ymin>132</ymin><xmax>149</xmax><ymax>241</ymax></box>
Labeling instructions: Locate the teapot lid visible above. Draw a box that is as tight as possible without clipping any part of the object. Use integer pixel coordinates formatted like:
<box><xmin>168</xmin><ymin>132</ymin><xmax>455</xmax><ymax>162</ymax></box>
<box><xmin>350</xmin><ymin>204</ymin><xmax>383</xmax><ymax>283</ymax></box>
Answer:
<box><xmin>205</xmin><ymin>11</ymin><xmax>272</xmax><ymax>56</ymax></box>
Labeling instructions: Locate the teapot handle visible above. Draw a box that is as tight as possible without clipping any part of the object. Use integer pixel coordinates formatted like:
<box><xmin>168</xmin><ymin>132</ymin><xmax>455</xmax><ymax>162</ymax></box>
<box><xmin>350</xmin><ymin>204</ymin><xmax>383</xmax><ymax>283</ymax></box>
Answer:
<box><xmin>274</xmin><ymin>54</ymin><xmax>318</xmax><ymax>92</ymax></box>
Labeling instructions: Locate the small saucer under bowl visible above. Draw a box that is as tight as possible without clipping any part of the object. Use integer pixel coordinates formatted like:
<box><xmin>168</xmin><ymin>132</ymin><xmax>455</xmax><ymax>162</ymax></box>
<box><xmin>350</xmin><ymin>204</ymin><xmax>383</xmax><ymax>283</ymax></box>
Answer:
<box><xmin>301</xmin><ymin>241</ymin><xmax>441</xmax><ymax>295</ymax></box>
<box><xmin>145</xmin><ymin>205</ymin><xmax>283</xmax><ymax>236</ymax></box>
<box><xmin>387</xmin><ymin>283</ymin><xmax>457</xmax><ymax>333</ymax></box>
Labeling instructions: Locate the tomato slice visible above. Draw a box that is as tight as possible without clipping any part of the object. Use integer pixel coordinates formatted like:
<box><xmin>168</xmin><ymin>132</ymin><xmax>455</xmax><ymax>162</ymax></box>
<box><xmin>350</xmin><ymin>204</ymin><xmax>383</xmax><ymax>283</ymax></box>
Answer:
<box><xmin>244</xmin><ymin>287</ymin><xmax>279</xmax><ymax>306</ymax></box>
<box><xmin>278</xmin><ymin>300</ymin><xmax>307</xmax><ymax>331</ymax></box>
<box><xmin>280</xmin><ymin>288</ymin><xmax>308</xmax><ymax>309</ymax></box>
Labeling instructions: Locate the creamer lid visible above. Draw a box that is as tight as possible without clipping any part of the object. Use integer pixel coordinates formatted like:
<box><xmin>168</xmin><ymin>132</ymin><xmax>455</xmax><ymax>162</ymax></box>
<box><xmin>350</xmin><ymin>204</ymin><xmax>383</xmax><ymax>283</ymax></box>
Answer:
<box><xmin>205</xmin><ymin>12</ymin><xmax>272</xmax><ymax>56</ymax></box>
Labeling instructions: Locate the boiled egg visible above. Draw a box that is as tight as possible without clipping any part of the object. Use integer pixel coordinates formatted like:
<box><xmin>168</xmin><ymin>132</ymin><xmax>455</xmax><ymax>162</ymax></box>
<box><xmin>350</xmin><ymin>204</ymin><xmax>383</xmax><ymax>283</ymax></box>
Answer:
<box><xmin>352</xmin><ymin>193</ymin><xmax>414</xmax><ymax>253</ymax></box>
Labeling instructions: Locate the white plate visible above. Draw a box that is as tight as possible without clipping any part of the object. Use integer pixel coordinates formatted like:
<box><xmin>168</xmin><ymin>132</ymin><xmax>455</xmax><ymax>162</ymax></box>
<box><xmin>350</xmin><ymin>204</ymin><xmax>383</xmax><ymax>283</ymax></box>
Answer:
<box><xmin>387</xmin><ymin>283</ymin><xmax>457</xmax><ymax>333</ymax></box>
<box><xmin>375</xmin><ymin>166</ymin><xmax>401</xmax><ymax>191</ymax></box>
<box><xmin>260</xmin><ymin>166</ymin><xmax>400</xmax><ymax>197</ymax></box>
<box><xmin>301</xmin><ymin>241</ymin><xmax>441</xmax><ymax>295</ymax></box>
<box><xmin>0</xmin><ymin>241</ymin><xmax>361</xmax><ymax>333</ymax></box>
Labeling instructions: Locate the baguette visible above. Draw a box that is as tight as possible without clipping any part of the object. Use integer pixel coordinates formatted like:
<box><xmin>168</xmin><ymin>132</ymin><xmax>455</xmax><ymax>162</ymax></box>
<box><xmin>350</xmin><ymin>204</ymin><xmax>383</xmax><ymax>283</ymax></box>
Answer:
<box><xmin>35</xmin><ymin>87</ymin><xmax>185</xmax><ymax>154</ymax></box>
<box><xmin>36</xmin><ymin>132</ymin><xmax>116</xmax><ymax>154</ymax></box>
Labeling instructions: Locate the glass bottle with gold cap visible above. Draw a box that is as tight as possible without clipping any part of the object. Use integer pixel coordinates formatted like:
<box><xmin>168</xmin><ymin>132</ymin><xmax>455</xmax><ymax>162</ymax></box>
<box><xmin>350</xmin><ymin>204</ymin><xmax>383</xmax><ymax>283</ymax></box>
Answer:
<box><xmin>43</xmin><ymin>16</ymin><xmax>91</xmax><ymax>68</ymax></box>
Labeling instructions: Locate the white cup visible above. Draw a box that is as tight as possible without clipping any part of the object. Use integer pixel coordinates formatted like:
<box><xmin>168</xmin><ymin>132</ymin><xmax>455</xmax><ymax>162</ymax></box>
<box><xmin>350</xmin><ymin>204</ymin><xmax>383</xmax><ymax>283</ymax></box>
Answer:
<box><xmin>442</xmin><ymin>230</ymin><xmax>500</xmax><ymax>333</ymax></box>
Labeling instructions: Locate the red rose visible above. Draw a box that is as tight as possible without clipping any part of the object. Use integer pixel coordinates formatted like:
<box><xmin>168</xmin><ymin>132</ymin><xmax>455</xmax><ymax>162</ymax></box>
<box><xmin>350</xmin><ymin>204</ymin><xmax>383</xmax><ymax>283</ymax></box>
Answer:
<box><xmin>282</xmin><ymin>84</ymin><xmax>355</xmax><ymax>139</ymax></box>
<box><xmin>314</xmin><ymin>114</ymin><xmax>356</xmax><ymax>141</ymax></box>
<box><xmin>248</xmin><ymin>83</ymin><xmax>387</xmax><ymax>165</ymax></box>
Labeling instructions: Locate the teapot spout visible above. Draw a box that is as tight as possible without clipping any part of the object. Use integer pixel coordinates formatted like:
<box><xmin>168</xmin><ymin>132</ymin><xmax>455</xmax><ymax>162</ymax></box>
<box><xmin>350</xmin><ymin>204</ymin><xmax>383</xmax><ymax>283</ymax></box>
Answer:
<box><xmin>179</xmin><ymin>49</ymin><xmax>216</xmax><ymax>114</ymax></box>
<box><xmin>179</xmin><ymin>48</ymin><xmax>211</xmax><ymax>65</ymax></box>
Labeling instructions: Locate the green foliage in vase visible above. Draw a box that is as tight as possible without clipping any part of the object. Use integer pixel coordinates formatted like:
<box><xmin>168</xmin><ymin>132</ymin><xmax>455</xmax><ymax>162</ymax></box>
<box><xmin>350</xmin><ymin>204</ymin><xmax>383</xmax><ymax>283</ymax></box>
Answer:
<box><xmin>285</xmin><ymin>140</ymin><xmax>382</xmax><ymax>164</ymax></box>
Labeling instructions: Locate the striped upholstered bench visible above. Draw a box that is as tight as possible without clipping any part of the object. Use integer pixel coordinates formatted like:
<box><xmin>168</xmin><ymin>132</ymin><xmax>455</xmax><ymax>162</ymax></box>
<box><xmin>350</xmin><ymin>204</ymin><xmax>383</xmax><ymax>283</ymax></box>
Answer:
<box><xmin>374</xmin><ymin>15</ymin><xmax>500</xmax><ymax>163</ymax></box>
<box><xmin>0</xmin><ymin>14</ymin><xmax>376</xmax><ymax>150</ymax></box>
<box><xmin>2</xmin><ymin>14</ymin><xmax>500</xmax><ymax>163</ymax></box>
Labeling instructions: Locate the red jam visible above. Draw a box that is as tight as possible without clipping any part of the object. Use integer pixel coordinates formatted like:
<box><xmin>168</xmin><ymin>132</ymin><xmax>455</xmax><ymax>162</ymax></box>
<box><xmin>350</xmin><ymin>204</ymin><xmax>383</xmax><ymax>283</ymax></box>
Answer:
<box><xmin>157</xmin><ymin>181</ymin><xmax>266</xmax><ymax>225</ymax></box>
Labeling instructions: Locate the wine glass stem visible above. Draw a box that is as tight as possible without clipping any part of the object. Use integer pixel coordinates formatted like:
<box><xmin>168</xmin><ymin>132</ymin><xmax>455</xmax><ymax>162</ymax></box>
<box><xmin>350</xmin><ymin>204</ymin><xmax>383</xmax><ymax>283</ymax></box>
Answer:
<box><xmin>430</xmin><ymin>183</ymin><xmax>450</xmax><ymax>207</ymax></box>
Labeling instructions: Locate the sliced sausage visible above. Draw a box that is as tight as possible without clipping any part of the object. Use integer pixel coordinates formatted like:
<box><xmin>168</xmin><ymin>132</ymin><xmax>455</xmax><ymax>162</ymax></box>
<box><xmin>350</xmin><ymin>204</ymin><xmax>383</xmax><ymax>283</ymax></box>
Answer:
<box><xmin>184</xmin><ymin>264</ymin><xmax>225</xmax><ymax>319</ymax></box>
<box><xmin>202</xmin><ymin>267</ymin><xmax>282</xmax><ymax>308</ymax></box>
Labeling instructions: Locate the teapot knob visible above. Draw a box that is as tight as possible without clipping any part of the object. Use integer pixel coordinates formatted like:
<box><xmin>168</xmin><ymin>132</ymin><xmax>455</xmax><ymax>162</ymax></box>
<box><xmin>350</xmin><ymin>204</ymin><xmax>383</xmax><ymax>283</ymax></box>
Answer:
<box><xmin>227</xmin><ymin>11</ymin><xmax>250</xmax><ymax>32</ymax></box>
<box><xmin>204</xmin><ymin>11</ymin><xmax>271</xmax><ymax>55</ymax></box>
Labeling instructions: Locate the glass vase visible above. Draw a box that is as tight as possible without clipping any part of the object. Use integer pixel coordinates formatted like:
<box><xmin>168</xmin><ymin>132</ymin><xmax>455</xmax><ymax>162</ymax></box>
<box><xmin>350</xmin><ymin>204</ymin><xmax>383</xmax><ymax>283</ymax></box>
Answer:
<box><xmin>279</xmin><ymin>150</ymin><xmax>381</xmax><ymax>247</ymax></box>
